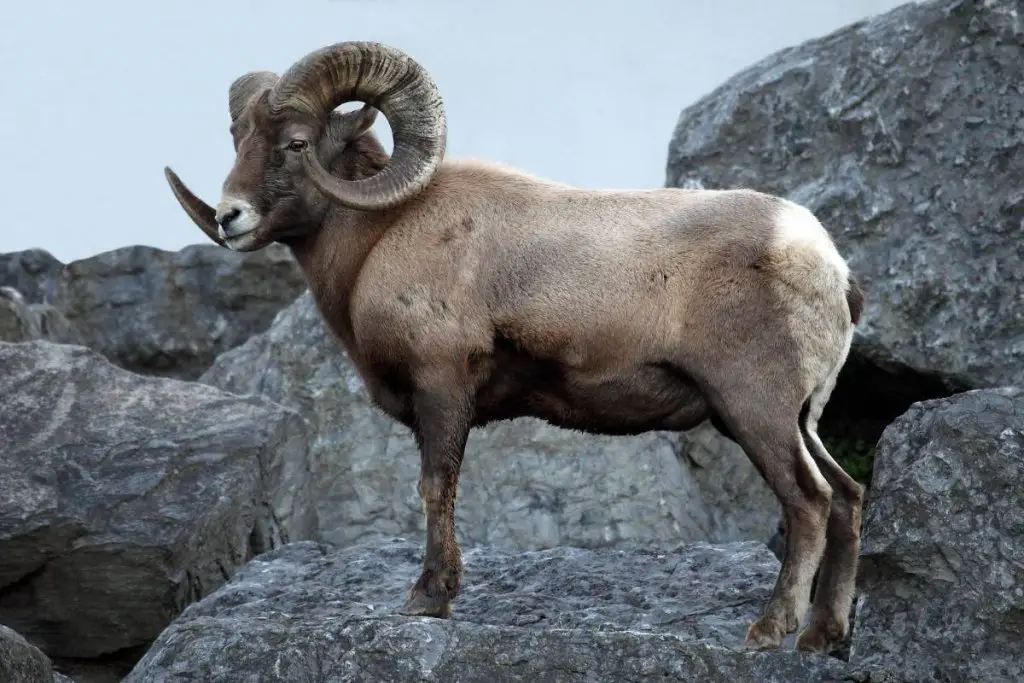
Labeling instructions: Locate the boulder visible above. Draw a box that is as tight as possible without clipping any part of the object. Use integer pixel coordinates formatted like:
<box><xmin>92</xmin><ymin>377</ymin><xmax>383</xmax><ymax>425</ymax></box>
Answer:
<box><xmin>50</xmin><ymin>243</ymin><xmax>307</xmax><ymax>379</ymax></box>
<box><xmin>29</xmin><ymin>302</ymin><xmax>82</xmax><ymax>346</ymax></box>
<box><xmin>0</xmin><ymin>248</ymin><xmax>63</xmax><ymax>305</ymax></box>
<box><xmin>0</xmin><ymin>341</ymin><xmax>317</xmax><ymax>663</ymax></box>
<box><xmin>850</xmin><ymin>387</ymin><xmax>1024</xmax><ymax>682</ymax></box>
<box><xmin>124</xmin><ymin>538</ymin><xmax>897</xmax><ymax>682</ymax></box>
<box><xmin>0</xmin><ymin>287</ymin><xmax>82</xmax><ymax>345</ymax></box>
<box><xmin>665</xmin><ymin>0</ymin><xmax>1023</xmax><ymax>443</ymax></box>
<box><xmin>0</xmin><ymin>287</ymin><xmax>41</xmax><ymax>342</ymax></box>
<box><xmin>0</xmin><ymin>624</ymin><xmax>62</xmax><ymax>683</ymax></box>
<box><xmin>201</xmin><ymin>291</ymin><xmax>781</xmax><ymax>551</ymax></box>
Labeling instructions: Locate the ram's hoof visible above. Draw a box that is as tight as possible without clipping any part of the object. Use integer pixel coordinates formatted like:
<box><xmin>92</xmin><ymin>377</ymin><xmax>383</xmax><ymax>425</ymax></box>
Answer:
<box><xmin>399</xmin><ymin>590</ymin><xmax>452</xmax><ymax>618</ymax></box>
<box><xmin>795</xmin><ymin>614</ymin><xmax>848</xmax><ymax>654</ymax></box>
<box><xmin>743</xmin><ymin>617</ymin><xmax>786</xmax><ymax>650</ymax></box>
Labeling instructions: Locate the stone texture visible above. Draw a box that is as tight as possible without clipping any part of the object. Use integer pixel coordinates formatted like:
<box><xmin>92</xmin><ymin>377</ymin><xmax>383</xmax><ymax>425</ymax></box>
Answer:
<box><xmin>0</xmin><ymin>624</ymin><xmax>61</xmax><ymax>683</ymax></box>
<box><xmin>201</xmin><ymin>291</ymin><xmax>780</xmax><ymax>552</ymax></box>
<box><xmin>0</xmin><ymin>287</ymin><xmax>82</xmax><ymax>345</ymax></box>
<box><xmin>0</xmin><ymin>248</ymin><xmax>63</xmax><ymax>305</ymax></box>
<box><xmin>29</xmin><ymin>302</ymin><xmax>82</xmax><ymax>345</ymax></box>
<box><xmin>0</xmin><ymin>287</ymin><xmax>42</xmax><ymax>342</ymax></box>
<box><xmin>665</xmin><ymin>0</ymin><xmax>1023</xmax><ymax>393</ymax></box>
<box><xmin>0</xmin><ymin>340</ymin><xmax>317</xmax><ymax>661</ymax></box>
<box><xmin>49</xmin><ymin>243</ymin><xmax>306</xmax><ymax>379</ymax></box>
<box><xmin>850</xmin><ymin>387</ymin><xmax>1024</xmax><ymax>682</ymax></box>
<box><xmin>125</xmin><ymin>539</ymin><xmax>897</xmax><ymax>682</ymax></box>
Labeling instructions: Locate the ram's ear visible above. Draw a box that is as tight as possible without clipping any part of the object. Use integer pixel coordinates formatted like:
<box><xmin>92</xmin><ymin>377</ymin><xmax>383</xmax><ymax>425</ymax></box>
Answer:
<box><xmin>320</xmin><ymin>103</ymin><xmax>380</xmax><ymax>158</ymax></box>
<box><xmin>337</xmin><ymin>103</ymin><xmax>379</xmax><ymax>141</ymax></box>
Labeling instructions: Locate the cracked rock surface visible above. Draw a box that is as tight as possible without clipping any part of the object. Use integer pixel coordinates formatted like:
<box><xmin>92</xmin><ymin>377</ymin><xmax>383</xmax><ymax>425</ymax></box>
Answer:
<box><xmin>125</xmin><ymin>539</ymin><xmax>896</xmax><ymax>682</ymax></box>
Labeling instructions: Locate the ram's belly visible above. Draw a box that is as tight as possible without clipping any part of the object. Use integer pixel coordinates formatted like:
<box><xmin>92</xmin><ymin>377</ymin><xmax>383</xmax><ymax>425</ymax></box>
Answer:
<box><xmin>473</xmin><ymin>336</ymin><xmax>710</xmax><ymax>435</ymax></box>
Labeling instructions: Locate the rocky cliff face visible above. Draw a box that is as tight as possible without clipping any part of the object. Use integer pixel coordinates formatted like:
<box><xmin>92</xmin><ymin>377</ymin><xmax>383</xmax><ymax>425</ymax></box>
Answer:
<box><xmin>1</xmin><ymin>0</ymin><xmax>1022</xmax><ymax>681</ymax></box>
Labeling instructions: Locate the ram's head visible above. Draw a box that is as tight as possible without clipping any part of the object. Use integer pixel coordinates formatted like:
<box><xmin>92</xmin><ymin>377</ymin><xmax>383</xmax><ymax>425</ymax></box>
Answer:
<box><xmin>164</xmin><ymin>41</ymin><xmax>447</xmax><ymax>251</ymax></box>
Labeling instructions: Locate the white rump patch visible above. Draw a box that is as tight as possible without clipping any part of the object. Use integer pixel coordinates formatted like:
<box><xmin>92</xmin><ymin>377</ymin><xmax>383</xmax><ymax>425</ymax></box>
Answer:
<box><xmin>772</xmin><ymin>199</ymin><xmax>849</xmax><ymax>282</ymax></box>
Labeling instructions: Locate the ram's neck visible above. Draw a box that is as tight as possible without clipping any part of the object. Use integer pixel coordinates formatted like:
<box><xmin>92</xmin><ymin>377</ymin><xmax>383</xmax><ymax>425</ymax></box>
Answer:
<box><xmin>286</xmin><ymin>208</ymin><xmax>390</xmax><ymax>353</ymax></box>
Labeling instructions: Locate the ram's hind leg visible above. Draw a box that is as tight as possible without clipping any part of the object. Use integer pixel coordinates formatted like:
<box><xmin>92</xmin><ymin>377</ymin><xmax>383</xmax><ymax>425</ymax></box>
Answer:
<box><xmin>795</xmin><ymin>380</ymin><xmax>865</xmax><ymax>654</ymax></box>
<box><xmin>708</xmin><ymin>384</ymin><xmax>833</xmax><ymax>650</ymax></box>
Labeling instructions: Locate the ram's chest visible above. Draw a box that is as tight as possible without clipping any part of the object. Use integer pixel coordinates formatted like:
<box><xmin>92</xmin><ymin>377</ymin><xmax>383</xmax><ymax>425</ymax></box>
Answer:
<box><xmin>349</xmin><ymin>276</ymin><xmax>490</xmax><ymax>364</ymax></box>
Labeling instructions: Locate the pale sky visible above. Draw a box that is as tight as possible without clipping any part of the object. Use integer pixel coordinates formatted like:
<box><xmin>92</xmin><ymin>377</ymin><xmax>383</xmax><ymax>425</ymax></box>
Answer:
<box><xmin>0</xmin><ymin>0</ymin><xmax>910</xmax><ymax>263</ymax></box>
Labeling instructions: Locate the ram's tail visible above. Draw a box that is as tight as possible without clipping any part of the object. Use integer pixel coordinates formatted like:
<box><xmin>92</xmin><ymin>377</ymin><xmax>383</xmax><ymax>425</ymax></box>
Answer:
<box><xmin>846</xmin><ymin>273</ymin><xmax>864</xmax><ymax>326</ymax></box>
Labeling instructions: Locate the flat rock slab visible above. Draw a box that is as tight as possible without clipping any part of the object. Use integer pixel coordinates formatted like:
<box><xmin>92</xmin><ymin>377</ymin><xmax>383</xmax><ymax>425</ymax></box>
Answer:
<box><xmin>851</xmin><ymin>387</ymin><xmax>1024</xmax><ymax>682</ymax></box>
<box><xmin>126</xmin><ymin>539</ymin><xmax>895</xmax><ymax>682</ymax></box>
<box><xmin>0</xmin><ymin>340</ymin><xmax>317</xmax><ymax>660</ymax></box>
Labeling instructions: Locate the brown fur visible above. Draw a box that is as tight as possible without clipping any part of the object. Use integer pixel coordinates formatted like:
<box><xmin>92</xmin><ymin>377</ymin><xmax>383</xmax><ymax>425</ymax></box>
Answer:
<box><xmin>167</xmin><ymin>76</ymin><xmax>865</xmax><ymax>655</ymax></box>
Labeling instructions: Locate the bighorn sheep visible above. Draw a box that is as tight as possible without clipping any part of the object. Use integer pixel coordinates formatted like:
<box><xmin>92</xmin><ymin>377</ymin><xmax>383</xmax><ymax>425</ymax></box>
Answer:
<box><xmin>164</xmin><ymin>40</ymin><xmax>866</xmax><ymax>654</ymax></box>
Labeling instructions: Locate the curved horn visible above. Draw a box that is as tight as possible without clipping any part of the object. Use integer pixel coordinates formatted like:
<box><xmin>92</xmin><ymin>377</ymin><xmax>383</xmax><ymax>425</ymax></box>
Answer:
<box><xmin>163</xmin><ymin>167</ymin><xmax>226</xmax><ymax>247</ymax></box>
<box><xmin>268</xmin><ymin>41</ymin><xmax>446</xmax><ymax>211</ymax></box>
<box><xmin>229</xmin><ymin>70</ymin><xmax>279</xmax><ymax>123</ymax></box>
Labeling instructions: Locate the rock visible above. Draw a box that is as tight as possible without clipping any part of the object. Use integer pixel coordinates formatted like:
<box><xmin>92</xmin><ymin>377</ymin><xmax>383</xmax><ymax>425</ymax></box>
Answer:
<box><xmin>201</xmin><ymin>291</ymin><xmax>780</xmax><ymax>551</ymax></box>
<box><xmin>124</xmin><ymin>538</ymin><xmax>897</xmax><ymax>682</ymax></box>
<box><xmin>0</xmin><ymin>242</ymin><xmax>307</xmax><ymax>379</ymax></box>
<box><xmin>0</xmin><ymin>287</ymin><xmax>42</xmax><ymax>341</ymax></box>
<box><xmin>0</xmin><ymin>287</ymin><xmax>82</xmax><ymax>345</ymax></box>
<box><xmin>0</xmin><ymin>249</ymin><xmax>63</xmax><ymax>304</ymax></box>
<box><xmin>850</xmin><ymin>387</ymin><xmax>1024</xmax><ymax>682</ymax></box>
<box><xmin>665</xmin><ymin>0</ymin><xmax>1022</xmax><ymax>441</ymax></box>
<box><xmin>0</xmin><ymin>624</ymin><xmax>61</xmax><ymax>683</ymax></box>
<box><xmin>49</xmin><ymin>243</ymin><xmax>306</xmax><ymax>380</ymax></box>
<box><xmin>29</xmin><ymin>302</ymin><xmax>82</xmax><ymax>346</ymax></box>
<box><xmin>0</xmin><ymin>340</ymin><xmax>317</xmax><ymax>663</ymax></box>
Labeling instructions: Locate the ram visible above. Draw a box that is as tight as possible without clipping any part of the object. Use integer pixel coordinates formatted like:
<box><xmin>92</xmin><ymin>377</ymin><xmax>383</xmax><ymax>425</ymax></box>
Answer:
<box><xmin>165</xmin><ymin>40</ymin><xmax>865</xmax><ymax>654</ymax></box>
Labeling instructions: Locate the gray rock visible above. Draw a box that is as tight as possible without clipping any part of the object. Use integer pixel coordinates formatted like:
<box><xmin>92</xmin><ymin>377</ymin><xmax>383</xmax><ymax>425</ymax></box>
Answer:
<box><xmin>29</xmin><ymin>302</ymin><xmax>82</xmax><ymax>346</ymax></box>
<box><xmin>665</xmin><ymin>0</ymin><xmax>1022</xmax><ymax>427</ymax></box>
<box><xmin>201</xmin><ymin>291</ymin><xmax>780</xmax><ymax>552</ymax></box>
<box><xmin>0</xmin><ymin>287</ymin><xmax>42</xmax><ymax>341</ymax></box>
<box><xmin>0</xmin><ymin>624</ymin><xmax>60</xmax><ymax>683</ymax></box>
<box><xmin>0</xmin><ymin>287</ymin><xmax>82</xmax><ymax>345</ymax></box>
<box><xmin>0</xmin><ymin>340</ymin><xmax>317</xmax><ymax>661</ymax></box>
<box><xmin>125</xmin><ymin>539</ymin><xmax>897</xmax><ymax>682</ymax></box>
<box><xmin>50</xmin><ymin>243</ymin><xmax>306</xmax><ymax>379</ymax></box>
<box><xmin>850</xmin><ymin>387</ymin><xmax>1024</xmax><ymax>682</ymax></box>
<box><xmin>0</xmin><ymin>249</ymin><xmax>63</xmax><ymax>304</ymax></box>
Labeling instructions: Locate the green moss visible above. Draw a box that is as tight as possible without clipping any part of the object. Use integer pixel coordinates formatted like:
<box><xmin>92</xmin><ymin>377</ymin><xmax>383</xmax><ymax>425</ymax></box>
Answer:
<box><xmin>819</xmin><ymin>434</ymin><xmax>876</xmax><ymax>487</ymax></box>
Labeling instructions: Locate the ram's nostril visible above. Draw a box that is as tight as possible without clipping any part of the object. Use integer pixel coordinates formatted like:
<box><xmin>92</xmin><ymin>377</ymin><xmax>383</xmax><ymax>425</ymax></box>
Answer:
<box><xmin>219</xmin><ymin>207</ymin><xmax>242</xmax><ymax>229</ymax></box>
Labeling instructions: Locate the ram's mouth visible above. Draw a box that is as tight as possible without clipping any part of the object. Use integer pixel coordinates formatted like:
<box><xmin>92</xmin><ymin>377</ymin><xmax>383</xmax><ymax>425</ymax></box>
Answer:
<box><xmin>221</xmin><ymin>228</ymin><xmax>265</xmax><ymax>252</ymax></box>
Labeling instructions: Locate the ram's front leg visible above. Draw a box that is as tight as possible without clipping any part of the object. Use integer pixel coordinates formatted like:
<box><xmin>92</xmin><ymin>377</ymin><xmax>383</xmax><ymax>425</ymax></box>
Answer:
<box><xmin>399</xmin><ymin>370</ymin><xmax>473</xmax><ymax>618</ymax></box>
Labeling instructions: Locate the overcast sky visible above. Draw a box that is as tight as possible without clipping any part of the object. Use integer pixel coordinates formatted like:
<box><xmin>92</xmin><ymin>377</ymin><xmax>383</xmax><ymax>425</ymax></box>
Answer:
<box><xmin>0</xmin><ymin>0</ymin><xmax>909</xmax><ymax>263</ymax></box>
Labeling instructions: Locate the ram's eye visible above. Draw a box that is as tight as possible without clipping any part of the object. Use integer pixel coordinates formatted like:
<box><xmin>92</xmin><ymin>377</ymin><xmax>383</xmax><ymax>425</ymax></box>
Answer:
<box><xmin>287</xmin><ymin>139</ymin><xmax>308</xmax><ymax>152</ymax></box>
